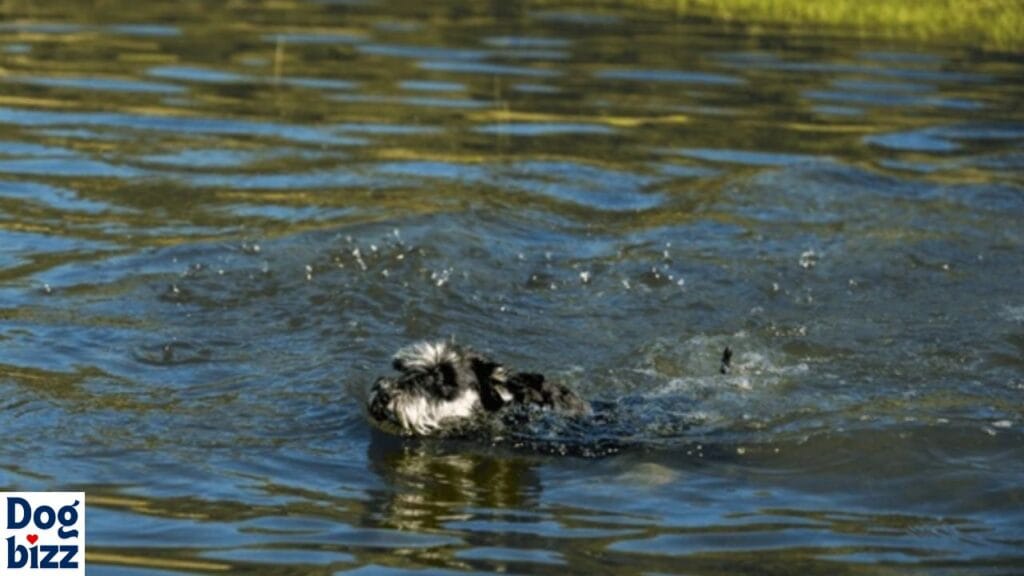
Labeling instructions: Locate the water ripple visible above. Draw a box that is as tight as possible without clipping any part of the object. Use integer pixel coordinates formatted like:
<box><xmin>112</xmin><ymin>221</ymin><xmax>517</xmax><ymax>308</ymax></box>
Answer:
<box><xmin>596</xmin><ymin>68</ymin><xmax>745</xmax><ymax>86</ymax></box>
<box><xmin>2</xmin><ymin>2</ymin><xmax>1023</xmax><ymax>575</ymax></box>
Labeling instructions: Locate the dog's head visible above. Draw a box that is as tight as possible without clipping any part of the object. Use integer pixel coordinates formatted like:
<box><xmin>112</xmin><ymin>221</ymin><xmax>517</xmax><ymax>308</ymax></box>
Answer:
<box><xmin>367</xmin><ymin>341</ymin><xmax>514</xmax><ymax>436</ymax></box>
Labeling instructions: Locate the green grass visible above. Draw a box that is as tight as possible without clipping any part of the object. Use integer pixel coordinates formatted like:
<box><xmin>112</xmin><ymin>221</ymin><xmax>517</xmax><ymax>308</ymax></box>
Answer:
<box><xmin>641</xmin><ymin>0</ymin><xmax>1024</xmax><ymax>52</ymax></box>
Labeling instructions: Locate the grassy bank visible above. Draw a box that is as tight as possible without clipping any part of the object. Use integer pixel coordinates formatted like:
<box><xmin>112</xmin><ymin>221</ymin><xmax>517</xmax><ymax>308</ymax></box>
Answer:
<box><xmin>641</xmin><ymin>0</ymin><xmax>1023</xmax><ymax>52</ymax></box>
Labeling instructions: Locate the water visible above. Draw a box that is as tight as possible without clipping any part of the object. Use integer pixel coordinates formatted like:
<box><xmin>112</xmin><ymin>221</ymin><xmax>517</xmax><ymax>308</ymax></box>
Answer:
<box><xmin>1</xmin><ymin>0</ymin><xmax>1022</xmax><ymax>574</ymax></box>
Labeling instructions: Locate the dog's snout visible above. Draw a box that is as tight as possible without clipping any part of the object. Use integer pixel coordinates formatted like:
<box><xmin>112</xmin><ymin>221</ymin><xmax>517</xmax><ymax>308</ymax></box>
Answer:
<box><xmin>368</xmin><ymin>378</ymin><xmax>394</xmax><ymax>421</ymax></box>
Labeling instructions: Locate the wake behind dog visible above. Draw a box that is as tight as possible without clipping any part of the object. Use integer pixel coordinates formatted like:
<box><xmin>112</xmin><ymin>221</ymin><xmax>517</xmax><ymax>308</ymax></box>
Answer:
<box><xmin>367</xmin><ymin>340</ymin><xmax>734</xmax><ymax>453</ymax></box>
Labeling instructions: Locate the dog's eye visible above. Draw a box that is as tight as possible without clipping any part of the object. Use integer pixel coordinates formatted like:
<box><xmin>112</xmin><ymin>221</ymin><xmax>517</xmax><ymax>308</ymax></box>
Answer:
<box><xmin>430</xmin><ymin>361</ymin><xmax>461</xmax><ymax>399</ymax></box>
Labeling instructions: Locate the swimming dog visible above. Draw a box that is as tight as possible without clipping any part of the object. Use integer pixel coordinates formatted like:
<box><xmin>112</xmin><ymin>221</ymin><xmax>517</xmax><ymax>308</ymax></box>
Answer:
<box><xmin>367</xmin><ymin>341</ymin><xmax>590</xmax><ymax>436</ymax></box>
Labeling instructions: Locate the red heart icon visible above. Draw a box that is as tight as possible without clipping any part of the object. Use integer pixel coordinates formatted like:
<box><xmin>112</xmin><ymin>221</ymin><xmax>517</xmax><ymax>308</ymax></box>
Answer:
<box><xmin>26</xmin><ymin>534</ymin><xmax>38</xmax><ymax>545</ymax></box>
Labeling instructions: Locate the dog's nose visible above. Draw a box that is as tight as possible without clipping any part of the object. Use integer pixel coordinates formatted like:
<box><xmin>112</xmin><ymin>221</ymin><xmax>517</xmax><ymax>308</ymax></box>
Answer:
<box><xmin>368</xmin><ymin>378</ymin><xmax>393</xmax><ymax>420</ymax></box>
<box><xmin>369</xmin><ymin>391</ymin><xmax>389</xmax><ymax>419</ymax></box>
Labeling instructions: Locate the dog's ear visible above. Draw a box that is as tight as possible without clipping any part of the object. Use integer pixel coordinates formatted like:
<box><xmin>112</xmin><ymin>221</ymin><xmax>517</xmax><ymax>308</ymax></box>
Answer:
<box><xmin>469</xmin><ymin>355</ymin><xmax>500</xmax><ymax>383</ymax></box>
<box><xmin>478</xmin><ymin>383</ymin><xmax>509</xmax><ymax>411</ymax></box>
<box><xmin>471</xmin><ymin>356</ymin><xmax>514</xmax><ymax>411</ymax></box>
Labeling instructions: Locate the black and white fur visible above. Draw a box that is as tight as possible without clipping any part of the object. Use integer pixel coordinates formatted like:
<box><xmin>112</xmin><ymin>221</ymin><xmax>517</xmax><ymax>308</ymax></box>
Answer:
<box><xmin>367</xmin><ymin>341</ymin><xmax>590</xmax><ymax>436</ymax></box>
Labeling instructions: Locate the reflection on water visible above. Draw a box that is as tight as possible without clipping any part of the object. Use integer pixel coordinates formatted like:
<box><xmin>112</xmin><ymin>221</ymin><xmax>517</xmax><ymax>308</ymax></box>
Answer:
<box><xmin>1</xmin><ymin>0</ymin><xmax>1023</xmax><ymax>574</ymax></box>
<box><xmin>366</xmin><ymin>433</ymin><xmax>543</xmax><ymax>531</ymax></box>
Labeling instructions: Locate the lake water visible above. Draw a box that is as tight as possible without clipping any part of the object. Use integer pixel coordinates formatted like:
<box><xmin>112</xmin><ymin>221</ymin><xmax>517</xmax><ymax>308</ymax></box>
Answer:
<box><xmin>1</xmin><ymin>0</ymin><xmax>1023</xmax><ymax>574</ymax></box>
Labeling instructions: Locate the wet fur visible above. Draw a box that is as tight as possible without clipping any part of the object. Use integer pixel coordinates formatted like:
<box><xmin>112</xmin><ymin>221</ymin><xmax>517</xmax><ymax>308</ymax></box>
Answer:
<box><xmin>367</xmin><ymin>341</ymin><xmax>590</xmax><ymax>436</ymax></box>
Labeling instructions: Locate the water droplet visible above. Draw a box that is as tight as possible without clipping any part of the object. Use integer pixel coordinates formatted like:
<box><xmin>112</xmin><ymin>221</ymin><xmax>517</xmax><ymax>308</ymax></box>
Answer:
<box><xmin>799</xmin><ymin>250</ymin><xmax>817</xmax><ymax>269</ymax></box>
<box><xmin>432</xmin><ymin>268</ymin><xmax>452</xmax><ymax>287</ymax></box>
<box><xmin>352</xmin><ymin>248</ymin><xmax>367</xmax><ymax>271</ymax></box>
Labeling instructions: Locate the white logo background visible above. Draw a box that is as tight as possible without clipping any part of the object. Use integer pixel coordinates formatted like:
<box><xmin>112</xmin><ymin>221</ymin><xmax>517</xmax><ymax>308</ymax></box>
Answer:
<box><xmin>0</xmin><ymin>492</ymin><xmax>85</xmax><ymax>576</ymax></box>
